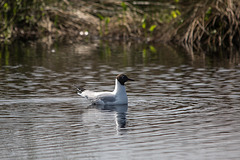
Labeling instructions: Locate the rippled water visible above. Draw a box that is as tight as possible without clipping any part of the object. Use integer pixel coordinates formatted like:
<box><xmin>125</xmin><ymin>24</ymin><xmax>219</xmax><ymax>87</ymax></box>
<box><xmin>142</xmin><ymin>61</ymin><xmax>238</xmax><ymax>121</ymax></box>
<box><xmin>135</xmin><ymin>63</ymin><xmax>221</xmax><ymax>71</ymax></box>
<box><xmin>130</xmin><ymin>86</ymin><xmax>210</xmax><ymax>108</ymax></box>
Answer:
<box><xmin>1</xmin><ymin>41</ymin><xmax>240</xmax><ymax>159</ymax></box>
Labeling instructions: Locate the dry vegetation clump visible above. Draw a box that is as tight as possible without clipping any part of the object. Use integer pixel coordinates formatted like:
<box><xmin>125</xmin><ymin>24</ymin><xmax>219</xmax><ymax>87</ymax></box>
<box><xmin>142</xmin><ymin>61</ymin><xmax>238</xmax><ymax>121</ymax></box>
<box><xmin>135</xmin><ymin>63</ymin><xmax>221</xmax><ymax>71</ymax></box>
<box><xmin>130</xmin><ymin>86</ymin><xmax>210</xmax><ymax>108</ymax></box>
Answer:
<box><xmin>40</xmin><ymin>6</ymin><xmax>99</xmax><ymax>38</ymax></box>
<box><xmin>172</xmin><ymin>0</ymin><xmax>240</xmax><ymax>48</ymax></box>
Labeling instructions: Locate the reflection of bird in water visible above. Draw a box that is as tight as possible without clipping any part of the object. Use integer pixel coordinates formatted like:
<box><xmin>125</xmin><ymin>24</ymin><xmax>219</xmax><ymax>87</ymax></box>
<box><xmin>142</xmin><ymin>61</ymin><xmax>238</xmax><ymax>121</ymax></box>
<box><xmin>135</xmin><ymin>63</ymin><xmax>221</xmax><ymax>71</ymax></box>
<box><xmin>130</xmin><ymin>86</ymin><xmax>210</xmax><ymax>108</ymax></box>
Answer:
<box><xmin>95</xmin><ymin>105</ymin><xmax>128</xmax><ymax>129</ymax></box>
<box><xmin>76</xmin><ymin>74</ymin><xmax>134</xmax><ymax>105</ymax></box>
<box><xmin>116</xmin><ymin>112</ymin><xmax>127</xmax><ymax>128</ymax></box>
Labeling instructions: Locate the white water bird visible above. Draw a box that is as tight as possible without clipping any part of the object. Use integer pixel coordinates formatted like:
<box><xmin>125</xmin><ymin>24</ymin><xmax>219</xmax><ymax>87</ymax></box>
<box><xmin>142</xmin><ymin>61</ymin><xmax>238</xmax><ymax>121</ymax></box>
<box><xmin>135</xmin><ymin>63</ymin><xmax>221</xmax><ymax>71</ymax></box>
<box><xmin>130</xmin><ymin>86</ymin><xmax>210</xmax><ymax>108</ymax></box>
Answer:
<box><xmin>76</xmin><ymin>74</ymin><xmax>134</xmax><ymax>105</ymax></box>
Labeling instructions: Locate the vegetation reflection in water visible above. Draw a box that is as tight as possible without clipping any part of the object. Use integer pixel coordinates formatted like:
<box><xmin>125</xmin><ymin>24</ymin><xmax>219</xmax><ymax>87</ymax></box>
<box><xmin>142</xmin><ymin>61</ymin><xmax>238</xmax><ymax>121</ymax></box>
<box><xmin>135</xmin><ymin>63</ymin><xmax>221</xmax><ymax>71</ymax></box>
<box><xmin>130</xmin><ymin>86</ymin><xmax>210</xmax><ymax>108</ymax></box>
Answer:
<box><xmin>0</xmin><ymin>40</ymin><xmax>240</xmax><ymax>70</ymax></box>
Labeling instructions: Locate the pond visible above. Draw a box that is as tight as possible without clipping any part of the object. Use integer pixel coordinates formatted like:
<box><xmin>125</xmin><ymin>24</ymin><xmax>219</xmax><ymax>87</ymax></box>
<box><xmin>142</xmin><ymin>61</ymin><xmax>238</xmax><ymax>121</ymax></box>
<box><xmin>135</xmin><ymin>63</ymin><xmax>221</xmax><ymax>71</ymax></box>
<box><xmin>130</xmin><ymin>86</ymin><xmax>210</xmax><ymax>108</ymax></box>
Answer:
<box><xmin>0</xmin><ymin>40</ymin><xmax>240</xmax><ymax>159</ymax></box>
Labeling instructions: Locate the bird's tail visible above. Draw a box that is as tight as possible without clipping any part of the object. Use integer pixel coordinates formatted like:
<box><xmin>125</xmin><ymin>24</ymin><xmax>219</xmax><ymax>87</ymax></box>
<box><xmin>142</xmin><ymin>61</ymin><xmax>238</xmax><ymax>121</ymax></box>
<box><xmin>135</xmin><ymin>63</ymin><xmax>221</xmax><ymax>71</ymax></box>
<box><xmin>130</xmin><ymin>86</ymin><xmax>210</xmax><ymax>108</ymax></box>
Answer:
<box><xmin>73</xmin><ymin>84</ymin><xmax>85</xmax><ymax>94</ymax></box>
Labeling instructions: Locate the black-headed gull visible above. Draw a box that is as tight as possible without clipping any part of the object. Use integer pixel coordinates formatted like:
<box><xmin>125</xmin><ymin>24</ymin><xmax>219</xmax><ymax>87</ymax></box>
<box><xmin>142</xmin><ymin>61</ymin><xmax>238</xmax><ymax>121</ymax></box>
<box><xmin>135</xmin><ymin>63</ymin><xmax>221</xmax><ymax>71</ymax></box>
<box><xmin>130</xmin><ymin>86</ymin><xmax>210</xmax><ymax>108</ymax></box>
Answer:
<box><xmin>76</xmin><ymin>74</ymin><xmax>134</xmax><ymax>105</ymax></box>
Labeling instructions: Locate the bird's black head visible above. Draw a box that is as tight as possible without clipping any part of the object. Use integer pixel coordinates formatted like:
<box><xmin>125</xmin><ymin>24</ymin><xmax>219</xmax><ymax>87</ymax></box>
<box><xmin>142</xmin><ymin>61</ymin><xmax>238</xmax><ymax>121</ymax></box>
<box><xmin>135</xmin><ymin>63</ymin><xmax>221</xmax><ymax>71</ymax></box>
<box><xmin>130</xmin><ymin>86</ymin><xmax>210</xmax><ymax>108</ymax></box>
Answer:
<box><xmin>116</xmin><ymin>74</ymin><xmax>134</xmax><ymax>85</ymax></box>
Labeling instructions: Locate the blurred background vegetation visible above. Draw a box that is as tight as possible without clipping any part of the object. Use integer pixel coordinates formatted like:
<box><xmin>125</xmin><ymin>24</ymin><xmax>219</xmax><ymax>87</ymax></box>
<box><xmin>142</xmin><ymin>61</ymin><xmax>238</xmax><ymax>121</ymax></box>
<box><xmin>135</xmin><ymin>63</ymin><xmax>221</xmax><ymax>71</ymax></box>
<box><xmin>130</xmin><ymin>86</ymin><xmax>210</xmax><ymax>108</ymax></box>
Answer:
<box><xmin>1</xmin><ymin>0</ymin><xmax>239</xmax><ymax>49</ymax></box>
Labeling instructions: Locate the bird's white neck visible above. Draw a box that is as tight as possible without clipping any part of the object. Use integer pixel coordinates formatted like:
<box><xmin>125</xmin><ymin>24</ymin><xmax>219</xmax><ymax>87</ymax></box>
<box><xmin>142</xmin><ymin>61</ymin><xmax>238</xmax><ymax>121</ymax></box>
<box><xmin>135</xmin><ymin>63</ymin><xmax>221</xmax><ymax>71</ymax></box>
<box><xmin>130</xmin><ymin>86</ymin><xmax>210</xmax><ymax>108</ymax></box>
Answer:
<box><xmin>113</xmin><ymin>79</ymin><xmax>126</xmax><ymax>94</ymax></box>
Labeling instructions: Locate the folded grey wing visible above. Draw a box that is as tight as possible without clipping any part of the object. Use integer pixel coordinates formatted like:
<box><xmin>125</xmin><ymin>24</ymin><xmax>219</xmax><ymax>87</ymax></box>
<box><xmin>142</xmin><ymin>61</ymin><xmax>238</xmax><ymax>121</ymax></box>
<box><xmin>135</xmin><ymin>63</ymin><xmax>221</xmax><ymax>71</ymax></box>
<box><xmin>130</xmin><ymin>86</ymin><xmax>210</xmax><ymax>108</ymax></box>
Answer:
<box><xmin>97</xmin><ymin>93</ymin><xmax>116</xmax><ymax>103</ymax></box>
<box><xmin>79</xmin><ymin>90</ymin><xmax>115</xmax><ymax>103</ymax></box>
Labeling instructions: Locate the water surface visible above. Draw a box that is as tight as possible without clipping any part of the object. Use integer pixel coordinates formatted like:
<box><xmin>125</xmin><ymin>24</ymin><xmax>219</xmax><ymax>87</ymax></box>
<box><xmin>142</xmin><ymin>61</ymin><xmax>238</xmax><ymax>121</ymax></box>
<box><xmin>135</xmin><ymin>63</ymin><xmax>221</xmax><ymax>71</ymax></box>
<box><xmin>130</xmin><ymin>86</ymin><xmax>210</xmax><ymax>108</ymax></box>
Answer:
<box><xmin>0</xmin><ymin>41</ymin><xmax>240</xmax><ymax>159</ymax></box>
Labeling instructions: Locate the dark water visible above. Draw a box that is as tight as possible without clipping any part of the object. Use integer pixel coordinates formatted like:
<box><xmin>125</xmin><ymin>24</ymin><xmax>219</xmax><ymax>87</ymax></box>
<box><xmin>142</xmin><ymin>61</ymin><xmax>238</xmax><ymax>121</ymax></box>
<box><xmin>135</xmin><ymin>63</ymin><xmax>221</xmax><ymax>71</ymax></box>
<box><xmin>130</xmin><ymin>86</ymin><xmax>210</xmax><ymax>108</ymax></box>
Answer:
<box><xmin>0</xmin><ymin>41</ymin><xmax>240</xmax><ymax>159</ymax></box>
